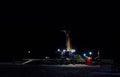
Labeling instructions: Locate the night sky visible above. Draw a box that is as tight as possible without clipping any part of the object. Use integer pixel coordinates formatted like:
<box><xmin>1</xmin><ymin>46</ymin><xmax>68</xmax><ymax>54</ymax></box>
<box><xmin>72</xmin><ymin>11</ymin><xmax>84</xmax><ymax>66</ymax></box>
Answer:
<box><xmin>0</xmin><ymin>4</ymin><xmax>119</xmax><ymax>60</ymax></box>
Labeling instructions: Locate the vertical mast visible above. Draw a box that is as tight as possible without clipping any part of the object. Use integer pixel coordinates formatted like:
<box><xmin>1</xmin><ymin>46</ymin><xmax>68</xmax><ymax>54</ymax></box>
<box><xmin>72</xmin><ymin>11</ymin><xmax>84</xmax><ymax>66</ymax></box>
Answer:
<box><xmin>61</xmin><ymin>30</ymin><xmax>71</xmax><ymax>51</ymax></box>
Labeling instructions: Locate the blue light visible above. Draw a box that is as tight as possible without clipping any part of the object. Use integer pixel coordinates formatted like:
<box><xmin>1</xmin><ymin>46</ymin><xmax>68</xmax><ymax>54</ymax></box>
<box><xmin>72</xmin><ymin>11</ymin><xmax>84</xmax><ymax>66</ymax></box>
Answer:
<box><xmin>83</xmin><ymin>53</ymin><xmax>86</xmax><ymax>57</ymax></box>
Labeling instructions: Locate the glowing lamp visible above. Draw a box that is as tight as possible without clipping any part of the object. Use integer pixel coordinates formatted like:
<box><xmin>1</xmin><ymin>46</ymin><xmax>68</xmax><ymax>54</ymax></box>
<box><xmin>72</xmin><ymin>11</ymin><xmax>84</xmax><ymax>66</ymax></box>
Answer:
<box><xmin>89</xmin><ymin>51</ymin><xmax>92</xmax><ymax>55</ymax></box>
<box><xmin>63</xmin><ymin>49</ymin><xmax>66</xmax><ymax>52</ymax></box>
<box><xmin>71</xmin><ymin>49</ymin><xmax>76</xmax><ymax>53</ymax></box>
<box><xmin>58</xmin><ymin>49</ymin><xmax>60</xmax><ymax>51</ymax></box>
<box><xmin>28</xmin><ymin>51</ymin><xmax>31</xmax><ymax>53</ymax></box>
<box><xmin>83</xmin><ymin>53</ymin><xmax>86</xmax><ymax>57</ymax></box>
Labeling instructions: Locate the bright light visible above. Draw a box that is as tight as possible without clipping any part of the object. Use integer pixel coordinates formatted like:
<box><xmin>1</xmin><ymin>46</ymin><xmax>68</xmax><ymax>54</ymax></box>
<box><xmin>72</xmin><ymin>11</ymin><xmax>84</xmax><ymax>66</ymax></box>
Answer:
<box><xmin>71</xmin><ymin>49</ymin><xmax>76</xmax><ymax>53</ymax></box>
<box><xmin>63</xmin><ymin>49</ymin><xmax>66</xmax><ymax>52</ymax></box>
<box><xmin>83</xmin><ymin>53</ymin><xmax>86</xmax><ymax>57</ymax></box>
<box><xmin>28</xmin><ymin>51</ymin><xmax>30</xmax><ymax>53</ymax></box>
<box><xmin>89</xmin><ymin>51</ymin><xmax>92</xmax><ymax>55</ymax></box>
<box><xmin>58</xmin><ymin>49</ymin><xmax>60</xmax><ymax>51</ymax></box>
<box><xmin>45</xmin><ymin>56</ymin><xmax>49</xmax><ymax>59</ymax></box>
<box><xmin>88</xmin><ymin>57</ymin><xmax>91</xmax><ymax>60</ymax></box>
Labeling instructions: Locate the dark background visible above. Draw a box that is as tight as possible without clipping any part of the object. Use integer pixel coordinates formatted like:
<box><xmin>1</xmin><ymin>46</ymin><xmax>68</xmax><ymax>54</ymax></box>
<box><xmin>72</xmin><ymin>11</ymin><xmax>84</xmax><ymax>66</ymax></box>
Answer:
<box><xmin>0</xmin><ymin>3</ymin><xmax>119</xmax><ymax>60</ymax></box>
